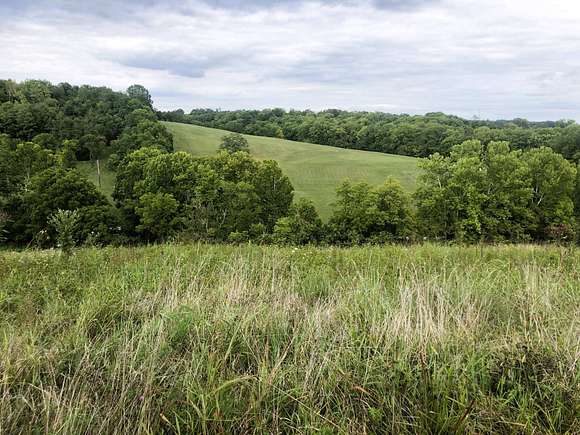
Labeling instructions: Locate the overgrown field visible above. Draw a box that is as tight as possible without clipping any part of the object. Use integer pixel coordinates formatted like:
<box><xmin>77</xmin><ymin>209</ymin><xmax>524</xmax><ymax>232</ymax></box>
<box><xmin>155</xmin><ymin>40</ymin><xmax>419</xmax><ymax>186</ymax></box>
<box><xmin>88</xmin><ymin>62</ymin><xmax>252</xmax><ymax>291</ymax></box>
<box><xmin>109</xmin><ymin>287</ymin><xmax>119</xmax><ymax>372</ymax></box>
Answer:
<box><xmin>165</xmin><ymin>122</ymin><xmax>420</xmax><ymax>218</ymax></box>
<box><xmin>1</xmin><ymin>244</ymin><xmax>579</xmax><ymax>433</ymax></box>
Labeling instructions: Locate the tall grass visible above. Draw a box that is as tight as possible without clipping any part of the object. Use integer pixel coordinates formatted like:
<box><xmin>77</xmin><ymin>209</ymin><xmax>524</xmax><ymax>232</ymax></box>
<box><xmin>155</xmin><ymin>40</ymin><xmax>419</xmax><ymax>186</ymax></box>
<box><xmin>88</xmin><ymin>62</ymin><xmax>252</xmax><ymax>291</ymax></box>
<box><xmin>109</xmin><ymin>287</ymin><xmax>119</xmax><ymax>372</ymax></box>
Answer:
<box><xmin>0</xmin><ymin>244</ymin><xmax>578</xmax><ymax>433</ymax></box>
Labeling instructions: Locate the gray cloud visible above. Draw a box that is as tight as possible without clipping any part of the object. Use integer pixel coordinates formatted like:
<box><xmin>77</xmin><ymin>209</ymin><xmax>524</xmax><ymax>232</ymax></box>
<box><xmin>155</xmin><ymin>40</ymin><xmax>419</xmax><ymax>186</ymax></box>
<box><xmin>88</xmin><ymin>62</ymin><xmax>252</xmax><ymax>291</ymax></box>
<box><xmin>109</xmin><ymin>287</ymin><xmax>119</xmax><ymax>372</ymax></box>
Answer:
<box><xmin>1</xmin><ymin>0</ymin><xmax>438</xmax><ymax>17</ymax></box>
<box><xmin>1</xmin><ymin>0</ymin><xmax>579</xmax><ymax>120</ymax></box>
<box><xmin>115</xmin><ymin>54</ymin><xmax>207</xmax><ymax>78</ymax></box>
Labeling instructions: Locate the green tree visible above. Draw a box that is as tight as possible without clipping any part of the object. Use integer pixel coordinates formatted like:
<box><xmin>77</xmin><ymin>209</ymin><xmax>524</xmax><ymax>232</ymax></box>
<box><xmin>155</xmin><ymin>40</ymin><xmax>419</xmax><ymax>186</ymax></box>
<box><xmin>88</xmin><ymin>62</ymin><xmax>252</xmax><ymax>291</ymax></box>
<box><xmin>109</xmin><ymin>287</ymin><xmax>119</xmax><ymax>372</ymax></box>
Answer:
<box><xmin>112</xmin><ymin>120</ymin><xmax>173</xmax><ymax>156</ymax></box>
<box><xmin>328</xmin><ymin>178</ymin><xmax>413</xmax><ymax>244</ymax></box>
<box><xmin>0</xmin><ymin>210</ymin><xmax>8</xmax><ymax>244</ymax></box>
<box><xmin>575</xmin><ymin>162</ymin><xmax>580</xmax><ymax>217</ymax></box>
<box><xmin>17</xmin><ymin>80</ymin><xmax>52</xmax><ymax>104</ymax></box>
<box><xmin>252</xmin><ymin>160</ymin><xmax>294</xmax><ymax>230</ymax></box>
<box><xmin>80</xmin><ymin>134</ymin><xmax>107</xmax><ymax>187</ymax></box>
<box><xmin>126</xmin><ymin>108</ymin><xmax>157</xmax><ymax>126</ymax></box>
<box><xmin>13</xmin><ymin>168</ymin><xmax>109</xmax><ymax>244</ymax></box>
<box><xmin>523</xmin><ymin>147</ymin><xmax>577</xmax><ymax>239</ymax></box>
<box><xmin>136</xmin><ymin>192</ymin><xmax>181</xmax><ymax>240</ymax></box>
<box><xmin>220</xmin><ymin>133</ymin><xmax>249</xmax><ymax>154</ymax></box>
<box><xmin>482</xmin><ymin>142</ymin><xmax>534</xmax><ymax>241</ymax></box>
<box><xmin>15</xmin><ymin>142</ymin><xmax>56</xmax><ymax>182</ymax></box>
<box><xmin>415</xmin><ymin>140</ymin><xmax>487</xmax><ymax>242</ymax></box>
<box><xmin>415</xmin><ymin>141</ymin><xmax>577</xmax><ymax>243</ymax></box>
<box><xmin>551</xmin><ymin>124</ymin><xmax>580</xmax><ymax>162</ymax></box>
<box><xmin>126</xmin><ymin>84</ymin><xmax>153</xmax><ymax>108</ymax></box>
<box><xmin>77</xmin><ymin>205</ymin><xmax>123</xmax><ymax>246</ymax></box>
<box><xmin>32</xmin><ymin>133</ymin><xmax>59</xmax><ymax>151</ymax></box>
<box><xmin>413</xmin><ymin>153</ymin><xmax>454</xmax><ymax>239</ymax></box>
<box><xmin>273</xmin><ymin>198</ymin><xmax>323</xmax><ymax>245</ymax></box>
<box><xmin>112</xmin><ymin>147</ymin><xmax>167</xmax><ymax>234</ymax></box>
<box><xmin>0</xmin><ymin>79</ymin><xmax>18</xmax><ymax>103</ymax></box>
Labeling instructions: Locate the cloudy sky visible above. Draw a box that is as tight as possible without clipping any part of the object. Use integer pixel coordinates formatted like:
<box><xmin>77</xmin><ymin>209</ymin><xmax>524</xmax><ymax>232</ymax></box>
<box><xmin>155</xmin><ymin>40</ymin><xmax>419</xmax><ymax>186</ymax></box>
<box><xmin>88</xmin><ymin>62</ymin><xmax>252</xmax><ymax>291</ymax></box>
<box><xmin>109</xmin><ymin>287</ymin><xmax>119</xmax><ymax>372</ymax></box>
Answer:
<box><xmin>1</xmin><ymin>0</ymin><xmax>579</xmax><ymax>120</ymax></box>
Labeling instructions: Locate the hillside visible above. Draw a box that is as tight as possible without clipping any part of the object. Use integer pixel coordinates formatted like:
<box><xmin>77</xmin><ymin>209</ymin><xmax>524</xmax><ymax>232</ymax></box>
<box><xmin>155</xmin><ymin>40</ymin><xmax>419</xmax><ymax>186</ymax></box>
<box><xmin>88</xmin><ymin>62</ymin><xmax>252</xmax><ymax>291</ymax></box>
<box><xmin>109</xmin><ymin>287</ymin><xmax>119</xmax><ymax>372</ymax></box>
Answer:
<box><xmin>164</xmin><ymin>122</ymin><xmax>420</xmax><ymax>218</ymax></box>
<box><xmin>75</xmin><ymin>122</ymin><xmax>421</xmax><ymax>219</ymax></box>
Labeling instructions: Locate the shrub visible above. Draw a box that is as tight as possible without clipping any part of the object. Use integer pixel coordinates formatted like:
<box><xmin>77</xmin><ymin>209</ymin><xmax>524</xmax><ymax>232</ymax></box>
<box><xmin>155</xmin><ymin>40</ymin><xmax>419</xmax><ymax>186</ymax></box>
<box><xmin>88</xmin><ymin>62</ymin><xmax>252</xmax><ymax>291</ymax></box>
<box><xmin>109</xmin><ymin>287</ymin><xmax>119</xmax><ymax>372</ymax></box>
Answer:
<box><xmin>13</xmin><ymin>167</ymin><xmax>109</xmax><ymax>245</ymax></box>
<box><xmin>48</xmin><ymin>209</ymin><xmax>79</xmax><ymax>254</ymax></box>
<box><xmin>273</xmin><ymin>198</ymin><xmax>324</xmax><ymax>245</ymax></box>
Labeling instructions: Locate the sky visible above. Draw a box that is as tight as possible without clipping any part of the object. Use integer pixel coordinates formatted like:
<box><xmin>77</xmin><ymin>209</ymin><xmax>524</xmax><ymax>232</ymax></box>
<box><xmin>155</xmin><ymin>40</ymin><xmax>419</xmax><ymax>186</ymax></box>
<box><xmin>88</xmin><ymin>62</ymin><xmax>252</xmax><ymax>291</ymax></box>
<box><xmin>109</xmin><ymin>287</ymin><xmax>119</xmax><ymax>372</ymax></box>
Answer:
<box><xmin>1</xmin><ymin>0</ymin><xmax>579</xmax><ymax>121</ymax></box>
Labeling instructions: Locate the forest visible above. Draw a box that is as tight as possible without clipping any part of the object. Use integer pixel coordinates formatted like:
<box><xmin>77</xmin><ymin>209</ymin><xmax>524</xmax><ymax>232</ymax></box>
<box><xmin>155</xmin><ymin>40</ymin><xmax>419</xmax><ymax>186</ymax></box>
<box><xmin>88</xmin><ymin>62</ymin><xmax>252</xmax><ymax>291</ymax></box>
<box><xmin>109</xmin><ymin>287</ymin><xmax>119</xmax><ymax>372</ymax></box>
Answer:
<box><xmin>1</xmin><ymin>79</ymin><xmax>579</xmax><ymax>249</ymax></box>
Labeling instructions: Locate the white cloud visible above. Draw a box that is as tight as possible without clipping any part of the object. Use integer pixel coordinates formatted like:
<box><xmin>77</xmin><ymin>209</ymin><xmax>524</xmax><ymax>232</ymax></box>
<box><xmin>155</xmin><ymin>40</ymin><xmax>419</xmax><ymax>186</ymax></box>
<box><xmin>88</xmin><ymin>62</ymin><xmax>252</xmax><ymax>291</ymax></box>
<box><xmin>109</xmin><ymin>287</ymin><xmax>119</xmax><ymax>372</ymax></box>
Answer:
<box><xmin>1</xmin><ymin>0</ymin><xmax>579</xmax><ymax>120</ymax></box>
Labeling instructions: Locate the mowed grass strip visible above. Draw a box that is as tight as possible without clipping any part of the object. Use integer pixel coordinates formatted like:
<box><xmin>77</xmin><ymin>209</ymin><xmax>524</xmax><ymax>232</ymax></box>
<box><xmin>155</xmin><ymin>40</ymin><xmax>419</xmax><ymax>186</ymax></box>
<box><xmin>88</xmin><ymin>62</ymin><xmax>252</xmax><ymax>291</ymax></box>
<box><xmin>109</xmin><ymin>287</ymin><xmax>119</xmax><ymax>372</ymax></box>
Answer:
<box><xmin>165</xmin><ymin>122</ymin><xmax>421</xmax><ymax>219</ymax></box>
<box><xmin>76</xmin><ymin>159</ymin><xmax>115</xmax><ymax>199</ymax></box>
<box><xmin>1</xmin><ymin>244</ymin><xmax>578</xmax><ymax>433</ymax></box>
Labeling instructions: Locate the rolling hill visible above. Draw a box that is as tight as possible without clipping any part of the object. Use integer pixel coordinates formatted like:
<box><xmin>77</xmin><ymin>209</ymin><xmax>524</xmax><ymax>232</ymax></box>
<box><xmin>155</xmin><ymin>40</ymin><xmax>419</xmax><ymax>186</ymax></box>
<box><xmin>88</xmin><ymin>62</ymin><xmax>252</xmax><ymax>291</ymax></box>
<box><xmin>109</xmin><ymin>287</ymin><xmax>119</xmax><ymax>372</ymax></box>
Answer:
<box><xmin>164</xmin><ymin>122</ymin><xmax>421</xmax><ymax>218</ymax></box>
<box><xmin>78</xmin><ymin>123</ymin><xmax>421</xmax><ymax>219</ymax></box>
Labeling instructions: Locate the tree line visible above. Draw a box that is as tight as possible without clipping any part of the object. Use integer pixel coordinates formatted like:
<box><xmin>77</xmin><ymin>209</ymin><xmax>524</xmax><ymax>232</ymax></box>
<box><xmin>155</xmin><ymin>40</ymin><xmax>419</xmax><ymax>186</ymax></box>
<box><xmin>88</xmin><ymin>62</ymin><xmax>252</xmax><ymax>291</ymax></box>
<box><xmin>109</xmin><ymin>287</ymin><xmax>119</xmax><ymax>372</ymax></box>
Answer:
<box><xmin>159</xmin><ymin>108</ymin><xmax>580</xmax><ymax>162</ymax></box>
<box><xmin>1</xmin><ymin>79</ymin><xmax>579</xmax><ymax>248</ymax></box>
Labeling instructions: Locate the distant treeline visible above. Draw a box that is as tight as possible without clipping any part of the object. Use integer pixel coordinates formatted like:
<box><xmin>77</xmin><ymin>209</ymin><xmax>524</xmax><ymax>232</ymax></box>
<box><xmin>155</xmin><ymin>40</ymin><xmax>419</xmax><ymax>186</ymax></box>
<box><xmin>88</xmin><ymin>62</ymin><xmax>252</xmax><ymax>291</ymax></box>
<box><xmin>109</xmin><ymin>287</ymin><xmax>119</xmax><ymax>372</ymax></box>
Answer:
<box><xmin>159</xmin><ymin>108</ymin><xmax>580</xmax><ymax>161</ymax></box>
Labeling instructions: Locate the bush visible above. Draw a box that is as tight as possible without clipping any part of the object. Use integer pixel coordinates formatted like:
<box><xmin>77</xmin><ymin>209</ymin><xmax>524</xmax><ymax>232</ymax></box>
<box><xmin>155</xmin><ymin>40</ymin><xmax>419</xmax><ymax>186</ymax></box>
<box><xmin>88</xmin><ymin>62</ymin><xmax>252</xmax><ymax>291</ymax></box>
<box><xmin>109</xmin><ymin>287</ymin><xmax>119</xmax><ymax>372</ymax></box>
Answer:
<box><xmin>48</xmin><ymin>209</ymin><xmax>79</xmax><ymax>254</ymax></box>
<box><xmin>273</xmin><ymin>198</ymin><xmax>324</xmax><ymax>245</ymax></box>
<box><xmin>77</xmin><ymin>205</ymin><xmax>124</xmax><ymax>246</ymax></box>
<box><xmin>12</xmin><ymin>167</ymin><xmax>109</xmax><ymax>244</ymax></box>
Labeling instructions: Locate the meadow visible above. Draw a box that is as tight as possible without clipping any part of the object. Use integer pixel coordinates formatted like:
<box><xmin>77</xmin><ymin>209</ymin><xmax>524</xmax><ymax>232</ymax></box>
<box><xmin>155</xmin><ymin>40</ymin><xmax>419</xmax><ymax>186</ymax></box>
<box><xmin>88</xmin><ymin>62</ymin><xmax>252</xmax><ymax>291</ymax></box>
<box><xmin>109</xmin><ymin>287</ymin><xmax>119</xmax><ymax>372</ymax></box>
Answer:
<box><xmin>1</xmin><ymin>243</ymin><xmax>578</xmax><ymax>434</ymax></box>
<box><xmin>165</xmin><ymin>122</ymin><xmax>420</xmax><ymax>218</ymax></box>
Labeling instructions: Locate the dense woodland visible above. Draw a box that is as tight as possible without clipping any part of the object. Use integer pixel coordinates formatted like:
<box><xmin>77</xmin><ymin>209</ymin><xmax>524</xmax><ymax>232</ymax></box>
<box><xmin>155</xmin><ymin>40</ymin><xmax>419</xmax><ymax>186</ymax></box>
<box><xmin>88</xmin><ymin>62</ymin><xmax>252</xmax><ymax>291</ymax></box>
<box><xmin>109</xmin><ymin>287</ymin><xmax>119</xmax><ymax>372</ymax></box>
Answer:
<box><xmin>160</xmin><ymin>108</ymin><xmax>580</xmax><ymax>161</ymax></box>
<box><xmin>1</xmin><ymin>79</ymin><xmax>579</xmax><ymax>248</ymax></box>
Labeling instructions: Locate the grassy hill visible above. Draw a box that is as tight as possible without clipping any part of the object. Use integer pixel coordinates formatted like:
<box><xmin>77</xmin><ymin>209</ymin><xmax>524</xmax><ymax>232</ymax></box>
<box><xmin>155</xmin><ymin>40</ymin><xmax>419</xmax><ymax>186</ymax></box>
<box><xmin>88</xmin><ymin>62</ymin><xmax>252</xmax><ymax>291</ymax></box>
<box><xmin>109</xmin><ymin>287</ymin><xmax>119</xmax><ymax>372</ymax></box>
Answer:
<box><xmin>165</xmin><ymin>122</ymin><xmax>421</xmax><ymax>218</ymax></box>
<box><xmin>77</xmin><ymin>123</ymin><xmax>421</xmax><ymax>218</ymax></box>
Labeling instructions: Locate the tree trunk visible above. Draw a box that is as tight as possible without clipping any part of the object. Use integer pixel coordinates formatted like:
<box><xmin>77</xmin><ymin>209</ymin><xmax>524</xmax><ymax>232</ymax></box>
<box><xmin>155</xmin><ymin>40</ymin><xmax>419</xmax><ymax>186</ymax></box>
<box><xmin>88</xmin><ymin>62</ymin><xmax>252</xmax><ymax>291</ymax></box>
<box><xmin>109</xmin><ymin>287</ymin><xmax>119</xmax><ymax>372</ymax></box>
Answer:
<box><xmin>96</xmin><ymin>159</ymin><xmax>101</xmax><ymax>189</ymax></box>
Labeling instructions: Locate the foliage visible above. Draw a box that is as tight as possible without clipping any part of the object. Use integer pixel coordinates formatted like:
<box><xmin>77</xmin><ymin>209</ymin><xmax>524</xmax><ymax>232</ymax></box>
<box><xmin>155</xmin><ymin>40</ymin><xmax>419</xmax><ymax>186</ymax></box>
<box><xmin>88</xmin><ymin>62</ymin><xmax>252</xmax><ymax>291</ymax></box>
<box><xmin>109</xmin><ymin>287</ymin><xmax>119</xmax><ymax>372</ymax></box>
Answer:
<box><xmin>575</xmin><ymin>162</ymin><xmax>580</xmax><ymax>217</ymax></box>
<box><xmin>9</xmin><ymin>168</ymin><xmax>109</xmax><ymax>244</ymax></box>
<box><xmin>551</xmin><ymin>124</ymin><xmax>580</xmax><ymax>161</ymax></box>
<box><xmin>0</xmin><ymin>210</ymin><xmax>8</xmax><ymax>243</ymax></box>
<box><xmin>115</xmin><ymin>149</ymin><xmax>293</xmax><ymax>242</ymax></box>
<box><xmin>112</xmin><ymin>119</ymin><xmax>173</xmax><ymax>157</ymax></box>
<box><xmin>219</xmin><ymin>132</ymin><xmax>249</xmax><ymax>153</ymax></box>
<box><xmin>136</xmin><ymin>192</ymin><xmax>181</xmax><ymax>240</ymax></box>
<box><xmin>0</xmin><ymin>80</ymin><xmax>150</xmax><ymax>146</ymax></box>
<box><xmin>415</xmin><ymin>141</ymin><xmax>577</xmax><ymax>242</ymax></box>
<box><xmin>2</xmin><ymin>78</ymin><xmax>580</xmax><ymax>247</ymax></box>
<box><xmin>273</xmin><ymin>198</ymin><xmax>323</xmax><ymax>245</ymax></box>
<box><xmin>327</xmin><ymin>178</ymin><xmax>413</xmax><ymax>244</ymax></box>
<box><xmin>48</xmin><ymin>208</ymin><xmax>79</xmax><ymax>254</ymax></box>
<box><xmin>126</xmin><ymin>84</ymin><xmax>153</xmax><ymax>108</ymax></box>
<box><xmin>76</xmin><ymin>205</ymin><xmax>124</xmax><ymax>246</ymax></box>
<box><xmin>79</xmin><ymin>134</ymin><xmax>106</xmax><ymax>161</ymax></box>
<box><xmin>523</xmin><ymin>147</ymin><xmax>577</xmax><ymax>240</ymax></box>
<box><xmin>0</xmin><ymin>79</ymin><xmax>165</xmax><ymax>167</ymax></box>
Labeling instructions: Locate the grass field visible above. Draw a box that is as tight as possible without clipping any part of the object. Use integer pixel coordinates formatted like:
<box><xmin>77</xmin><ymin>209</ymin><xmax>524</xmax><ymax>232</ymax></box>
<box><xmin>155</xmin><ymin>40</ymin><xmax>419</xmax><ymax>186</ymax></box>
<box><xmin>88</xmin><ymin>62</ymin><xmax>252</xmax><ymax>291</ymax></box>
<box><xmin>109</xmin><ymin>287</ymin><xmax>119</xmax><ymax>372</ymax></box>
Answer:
<box><xmin>165</xmin><ymin>122</ymin><xmax>421</xmax><ymax>218</ymax></box>
<box><xmin>1</xmin><ymin>243</ymin><xmax>578</xmax><ymax>433</ymax></box>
